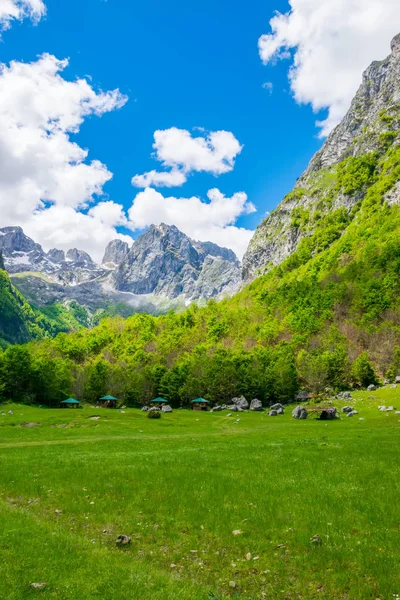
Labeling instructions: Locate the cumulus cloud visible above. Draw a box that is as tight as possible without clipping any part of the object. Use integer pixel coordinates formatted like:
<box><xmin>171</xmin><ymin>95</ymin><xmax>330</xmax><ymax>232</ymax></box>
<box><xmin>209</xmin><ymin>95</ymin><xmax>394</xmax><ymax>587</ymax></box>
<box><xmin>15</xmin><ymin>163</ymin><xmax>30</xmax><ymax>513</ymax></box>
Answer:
<box><xmin>0</xmin><ymin>53</ymin><xmax>129</xmax><ymax>261</ymax></box>
<box><xmin>259</xmin><ymin>0</ymin><xmax>400</xmax><ymax>135</ymax></box>
<box><xmin>127</xmin><ymin>187</ymin><xmax>255</xmax><ymax>259</ymax></box>
<box><xmin>0</xmin><ymin>0</ymin><xmax>46</xmax><ymax>31</ymax></box>
<box><xmin>132</xmin><ymin>127</ymin><xmax>243</xmax><ymax>188</ymax></box>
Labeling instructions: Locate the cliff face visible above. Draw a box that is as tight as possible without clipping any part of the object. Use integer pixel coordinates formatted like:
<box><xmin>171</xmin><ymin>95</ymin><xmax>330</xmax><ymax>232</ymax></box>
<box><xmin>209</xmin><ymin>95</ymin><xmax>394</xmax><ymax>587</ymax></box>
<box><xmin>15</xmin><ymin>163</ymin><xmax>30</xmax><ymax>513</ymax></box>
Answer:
<box><xmin>242</xmin><ymin>34</ymin><xmax>400</xmax><ymax>281</ymax></box>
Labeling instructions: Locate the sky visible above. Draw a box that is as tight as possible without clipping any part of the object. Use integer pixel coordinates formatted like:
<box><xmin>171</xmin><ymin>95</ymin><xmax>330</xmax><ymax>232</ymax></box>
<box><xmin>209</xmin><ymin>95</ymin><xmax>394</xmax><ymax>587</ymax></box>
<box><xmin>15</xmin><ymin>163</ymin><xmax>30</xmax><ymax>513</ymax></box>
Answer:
<box><xmin>0</xmin><ymin>0</ymin><xmax>400</xmax><ymax>261</ymax></box>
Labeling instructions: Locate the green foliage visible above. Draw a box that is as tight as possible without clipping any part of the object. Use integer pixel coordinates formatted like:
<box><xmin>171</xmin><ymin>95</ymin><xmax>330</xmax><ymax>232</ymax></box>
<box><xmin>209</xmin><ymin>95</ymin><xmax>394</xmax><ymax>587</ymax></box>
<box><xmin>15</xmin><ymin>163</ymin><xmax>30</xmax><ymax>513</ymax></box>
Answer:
<box><xmin>147</xmin><ymin>409</ymin><xmax>161</xmax><ymax>418</ymax></box>
<box><xmin>336</xmin><ymin>153</ymin><xmax>378</xmax><ymax>195</ymax></box>
<box><xmin>351</xmin><ymin>352</ymin><xmax>378</xmax><ymax>387</ymax></box>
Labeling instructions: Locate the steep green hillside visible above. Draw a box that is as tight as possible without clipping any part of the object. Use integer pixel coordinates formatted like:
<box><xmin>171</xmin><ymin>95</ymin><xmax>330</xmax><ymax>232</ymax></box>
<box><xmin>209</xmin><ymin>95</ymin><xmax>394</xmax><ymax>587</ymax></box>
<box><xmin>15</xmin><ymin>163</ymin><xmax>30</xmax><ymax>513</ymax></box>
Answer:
<box><xmin>0</xmin><ymin>267</ymin><xmax>87</xmax><ymax>347</ymax></box>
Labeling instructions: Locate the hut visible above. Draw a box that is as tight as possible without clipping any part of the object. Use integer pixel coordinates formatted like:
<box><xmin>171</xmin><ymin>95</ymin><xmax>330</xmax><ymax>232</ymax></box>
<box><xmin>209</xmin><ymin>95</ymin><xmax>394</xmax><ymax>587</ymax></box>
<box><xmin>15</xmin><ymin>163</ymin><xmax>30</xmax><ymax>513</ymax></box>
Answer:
<box><xmin>60</xmin><ymin>398</ymin><xmax>80</xmax><ymax>409</ymax></box>
<box><xmin>191</xmin><ymin>398</ymin><xmax>210</xmax><ymax>411</ymax></box>
<box><xmin>151</xmin><ymin>397</ymin><xmax>168</xmax><ymax>406</ymax></box>
<box><xmin>100</xmin><ymin>395</ymin><xmax>118</xmax><ymax>408</ymax></box>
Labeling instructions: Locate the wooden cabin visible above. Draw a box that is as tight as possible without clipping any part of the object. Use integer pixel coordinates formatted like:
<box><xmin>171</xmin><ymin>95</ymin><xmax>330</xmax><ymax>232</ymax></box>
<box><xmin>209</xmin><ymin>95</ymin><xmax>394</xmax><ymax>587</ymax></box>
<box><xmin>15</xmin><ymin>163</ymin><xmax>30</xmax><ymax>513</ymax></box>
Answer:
<box><xmin>100</xmin><ymin>395</ymin><xmax>118</xmax><ymax>408</ymax></box>
<box><xmin>60</xmin><ymin>398</ymin><xmax>80</xmax><ymax>408</ymax></box>
<box><xmin>191</xmin><ymin>398</ymin><xmax>210</xmax><ymax>411</ymax></box>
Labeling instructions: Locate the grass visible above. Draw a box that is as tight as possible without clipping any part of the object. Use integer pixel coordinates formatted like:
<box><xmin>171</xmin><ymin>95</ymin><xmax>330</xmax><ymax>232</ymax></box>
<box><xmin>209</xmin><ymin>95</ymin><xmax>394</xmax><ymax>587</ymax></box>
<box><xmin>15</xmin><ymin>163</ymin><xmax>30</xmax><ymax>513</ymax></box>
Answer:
<box><xmin>0</xmin><ymin>388</ymin><xmax>400</xmax><ymax>599</ymax></box>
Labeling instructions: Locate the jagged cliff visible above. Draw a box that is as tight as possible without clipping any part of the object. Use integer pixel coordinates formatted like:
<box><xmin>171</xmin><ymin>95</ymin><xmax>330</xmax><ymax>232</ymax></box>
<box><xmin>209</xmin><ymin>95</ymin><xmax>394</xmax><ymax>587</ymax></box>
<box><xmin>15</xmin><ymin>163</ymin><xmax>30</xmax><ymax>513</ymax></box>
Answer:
<box><xmin>242</xmin><ymin>34</ymin><xmax>400</xmax><ymax>281</ymax></box>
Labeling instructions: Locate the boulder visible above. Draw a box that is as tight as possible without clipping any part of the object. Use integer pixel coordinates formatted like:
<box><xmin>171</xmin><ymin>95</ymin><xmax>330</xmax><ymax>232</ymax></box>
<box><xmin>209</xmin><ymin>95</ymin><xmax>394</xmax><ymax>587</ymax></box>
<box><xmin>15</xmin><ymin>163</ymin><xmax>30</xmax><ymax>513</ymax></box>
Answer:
<box><xmin>396</xmin><ymin>376</ymin><xmax>400</xmax><ymax>384</ymax></box>
<box><xmin>386</xmin><ymin>406</ymin><xmax>394</xmax><ymax>412</ymax></box>
<box><xmin>347</xmin><ymin>410</ymin><xmax>358</xmax><ymax>417</ymax></box>
<box><xmin>320</xmin><ymin>408</ymin><xmax>337</xmax><ymax>420</ymax></box>
<box><xmin>379</xmin><ymin>406</ymin><xmax>387</xmax><ymax>411</ymax></box>
<box><xmin>141</xmin><ymin>406</ymin><xmax>149</xmax><ymax>411</ymax></box>
<box><xmin>268</xmin><ymin>410</ymin><xmax>278</xmax><ymax>416</ymax></box>
<box><xmin>250</xmin><ymin>398</ymin><xmax>263</xmax><ymax>411</ymax></box>
<box><xmin>231</xmin><ymin>396</ymin><xmax>249</xmax><ymax>409</ymax></box>
<box><xmin>211</xmin><ymin>406</ymin><xmax>223</xmax><ymax>412</ymax></box>
<box><xmin>292</xmin><ymin>406</ymin><xmax>308</xmax><ymax>419</ymax></box>
<box><xmin>162</xmin><ymin>404</ymin><xmax>173</xmax><ymax>413</ymax></box>
<box><xmin>367</xmin><ymin>384</ymin><xmax>377</xmax><ymax>391</ymax></box>
<box><xmin>149</xmin><ymin>406</ymin><xmax>160</xmax><ymax>412</ymax></box>
<box><xmin>276</xmin><ymin>407</ymin><xmax>284</xmax><ymax>415</ymax></box>
<box><xmin>341</xmin><ymin>406</ymin><xmax>354</xmax><ymax>413</ymax></box>
<box><xmin>270</xmin><ymin>403</ymin><xmax>284</xmax><ymax>411</ymax></box>
<box><xmin>342</xmin><ymin>392</ymin><xmax>352</xmax><ymax>400</ymax></box>
<box><xmin>384</xmin><ymin>379</ymin><xmax>391</xmax><ymax>385</ymax></box>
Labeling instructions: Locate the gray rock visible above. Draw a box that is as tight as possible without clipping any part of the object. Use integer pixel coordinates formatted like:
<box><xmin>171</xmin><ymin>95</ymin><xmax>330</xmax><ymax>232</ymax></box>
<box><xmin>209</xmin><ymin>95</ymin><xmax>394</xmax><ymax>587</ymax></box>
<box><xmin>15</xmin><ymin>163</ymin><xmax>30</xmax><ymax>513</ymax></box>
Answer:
<box><xmin>268</xmin><ymin>410</ymin><xmax>278</xmax><ymax>416</ymax></box>
<box><xmin>141</xmin><ymin>406</ymin><xmax>149</xmax><ymax>411</ymax></box>
<box><xmin>249</xmin><ymin>398</ymin><xmax>263</xmax><ymax>411</ymax></box>
<box><xmin>342</xmin><ymin>392</ymin><xmax>352</xmax><ymax>400</ymax></box>
<box><xmin>270</xmin><ymin>403</ymin><xmax>284</xmax><ymax>411</ymax></box>
<box><xmin>341</xmin><ymin>406</ymin><xmax>354</xmax><ymax>413</ymax></box>
<box><xmin>386</xmin><ymin>406</ymin><xmax>394</xmax><ymax>412</ymax></box>
<box><xmin>161</xmin><ymin>404</ymin><xmax>173</xmax><ymax>413</ymax></box>
<box><xmin>276</xmin><ymin>407</ymin><xmax>284</xmax><ymax>415</ymax></box>
<box><xmin>292</xmin><ymin>406</ymin><xmax>308</xmax><ymax>419</ymax></box>
<box><xmin>116</xmin><ymin>535</ymin><xmax>131</xmax><ymax>546</ymax></box>
<box><xmin>320</xmin><ymin>408</ymin><xmax>337</xmax><ymax>420</ymax></box>
<box><xmin>231</xmin><ymin>396</ymin><xmax>249</xmax><ymax>409</ymax></box>
<box><xmin>211</xmin><ymin>406</ymin><xmax>223</xmax><ymax>412</ymax></box>
<box><xmin>367</xmin><ymin>384</ymin><xmax>377</xmax><ymax>391</ymax></box>
<box><xmin>347</xmin><ymin>410</ymin><xmax>358</xmax><ymax>417</ymax></box>
<box><xmin>395</xmin><ymin>376</ymin><xmax>400</xmax><ymax>384</ymax></box>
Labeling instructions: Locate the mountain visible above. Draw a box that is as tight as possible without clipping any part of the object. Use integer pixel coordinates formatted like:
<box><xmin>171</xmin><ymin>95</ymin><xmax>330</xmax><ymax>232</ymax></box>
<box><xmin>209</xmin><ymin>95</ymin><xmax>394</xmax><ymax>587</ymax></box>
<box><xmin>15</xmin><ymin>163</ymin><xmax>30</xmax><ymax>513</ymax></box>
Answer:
<box><xmin>4</xmin><ymin>33</ymin><xmax>399</xmax><ymax>405</ymax></box>
<box><xmin>242</xmin><ymin>33</ymin><xmax>400</xmax><ymax>281</ymax></box>
<box><xmin>0</xmin><ymin>224</ymin><xmax>241</xmax><ymax>322</ymax></box>
<box><xmin>112</xmin><ymin>224</ymin><xmax>241</xmax><ymax>300</ymax></box>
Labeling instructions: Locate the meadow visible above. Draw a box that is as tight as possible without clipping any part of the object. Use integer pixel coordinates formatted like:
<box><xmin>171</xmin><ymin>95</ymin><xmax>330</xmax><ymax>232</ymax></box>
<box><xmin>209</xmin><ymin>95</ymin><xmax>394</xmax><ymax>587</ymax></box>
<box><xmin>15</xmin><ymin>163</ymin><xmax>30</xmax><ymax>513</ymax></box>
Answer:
<box><xmin>0</xmin><ymin>388</ymin><xmax>400</xmax><ymax>600</ymax></box>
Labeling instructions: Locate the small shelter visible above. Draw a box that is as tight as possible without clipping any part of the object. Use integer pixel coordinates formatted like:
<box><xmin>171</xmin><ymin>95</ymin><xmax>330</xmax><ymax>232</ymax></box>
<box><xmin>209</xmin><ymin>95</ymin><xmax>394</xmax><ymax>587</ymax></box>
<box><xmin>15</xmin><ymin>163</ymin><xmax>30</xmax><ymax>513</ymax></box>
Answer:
<box><xmin>191</xmin><ymin>398</ymin><xmax>210</xmax><ymax>411</ymax></box>
<box><xmin>151</xmin><ymin>397</ymin><xmax>168</xmax><ymax>405</ymax></box>
<box><xmin>100</xmin><ymin>395</ymin><xmax>118</xmax><ymax>408</ymax></box>
<box><xmin>61</xmin><ymin>398</ymin><xmax>80</xmax><ymax>409</ymax></box>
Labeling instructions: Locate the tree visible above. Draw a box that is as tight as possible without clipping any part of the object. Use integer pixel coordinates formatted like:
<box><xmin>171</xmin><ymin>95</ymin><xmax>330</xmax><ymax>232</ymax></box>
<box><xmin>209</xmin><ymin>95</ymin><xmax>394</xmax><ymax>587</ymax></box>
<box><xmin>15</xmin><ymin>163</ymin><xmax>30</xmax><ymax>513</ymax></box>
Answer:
<box><xmin>351</xmin><ymin>352</ymin><xmax>378</xmax><ymax>387</ymax></box>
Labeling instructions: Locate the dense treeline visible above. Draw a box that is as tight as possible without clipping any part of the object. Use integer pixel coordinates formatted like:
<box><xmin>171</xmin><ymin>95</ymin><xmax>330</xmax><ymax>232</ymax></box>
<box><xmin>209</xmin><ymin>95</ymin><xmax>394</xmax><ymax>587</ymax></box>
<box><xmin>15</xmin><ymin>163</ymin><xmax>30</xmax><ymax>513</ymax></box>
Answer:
<box><xmin>0</xmin><ymin>143</ymin><xmax>400</xmax><ymax>407</ymax></box>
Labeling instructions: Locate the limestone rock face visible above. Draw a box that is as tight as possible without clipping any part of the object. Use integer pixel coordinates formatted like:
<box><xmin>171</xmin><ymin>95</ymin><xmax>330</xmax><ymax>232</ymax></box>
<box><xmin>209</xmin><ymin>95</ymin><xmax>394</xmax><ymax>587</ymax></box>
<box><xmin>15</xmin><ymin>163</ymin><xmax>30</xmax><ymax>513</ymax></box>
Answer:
<box><xmin>102</xmin><ymin>240</ymin><xmax>130</xmax><ymax>268</ymax></box>
<box><xmin>111</xmin><ymin>223</ymin><xmax>241</xmax><ymax>301</ymax></box>
<box><xmin>242</xmin><ymin>34</ymin><xmax>400</xmax><ymax>282</ymax></box>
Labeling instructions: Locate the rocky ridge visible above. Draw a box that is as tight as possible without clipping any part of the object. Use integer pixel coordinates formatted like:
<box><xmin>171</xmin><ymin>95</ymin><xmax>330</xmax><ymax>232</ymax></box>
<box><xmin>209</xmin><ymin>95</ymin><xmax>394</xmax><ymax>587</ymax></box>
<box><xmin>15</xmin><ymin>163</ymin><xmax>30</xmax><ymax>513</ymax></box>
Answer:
<box><xmin>0</xmin><ymin>224</ymin><xmax>241</xmax><ymax>313</ymax></box>
<box><xmin>242</xmin><ymin>33</ymin><xmax>400</xmax><ymax>281</ymax></box>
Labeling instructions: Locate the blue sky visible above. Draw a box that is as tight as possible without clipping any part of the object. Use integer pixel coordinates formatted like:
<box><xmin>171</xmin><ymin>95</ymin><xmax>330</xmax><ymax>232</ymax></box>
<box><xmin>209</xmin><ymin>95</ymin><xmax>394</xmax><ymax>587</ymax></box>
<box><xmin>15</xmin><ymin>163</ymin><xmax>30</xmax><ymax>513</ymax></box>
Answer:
<box><xmin>0</xmin><ymin>0</ymin><xmax>399</xmax><ymax>259</ymax></box>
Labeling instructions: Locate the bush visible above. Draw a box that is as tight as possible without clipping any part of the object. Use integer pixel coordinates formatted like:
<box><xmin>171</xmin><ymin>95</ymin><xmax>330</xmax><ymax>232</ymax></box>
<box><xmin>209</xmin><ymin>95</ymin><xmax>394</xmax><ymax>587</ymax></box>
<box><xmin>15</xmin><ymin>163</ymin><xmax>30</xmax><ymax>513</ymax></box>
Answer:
<box><xmin>351</xmin><ymin>352</ymin><xmax>378</xmax><ymax>388</ymax></box>
<box><xmin>147</xmin><ymin>409</ymin><xmax>161</xmax><ymax>419</ymax></box>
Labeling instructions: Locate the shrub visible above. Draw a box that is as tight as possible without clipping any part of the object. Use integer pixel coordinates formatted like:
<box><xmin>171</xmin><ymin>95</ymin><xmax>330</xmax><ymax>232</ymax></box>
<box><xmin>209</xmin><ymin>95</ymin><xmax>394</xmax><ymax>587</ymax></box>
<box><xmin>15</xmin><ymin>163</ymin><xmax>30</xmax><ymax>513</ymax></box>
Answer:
<box><xmin>147</xmin><ymin>409</ymin><xmax>161</xmax><ymax>419</ymax></box>
<box><xmin>351</xmin><ymin>352</ymin><xmax>378</xmax><ymax>387</ymax></box>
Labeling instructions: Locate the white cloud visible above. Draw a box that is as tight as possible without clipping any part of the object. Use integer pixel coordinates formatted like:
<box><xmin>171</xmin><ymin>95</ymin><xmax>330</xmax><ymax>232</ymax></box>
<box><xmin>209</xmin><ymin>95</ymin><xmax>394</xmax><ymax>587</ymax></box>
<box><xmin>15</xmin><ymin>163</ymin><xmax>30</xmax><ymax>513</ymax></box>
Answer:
<box><xmin>0</xmin><ymin>53</ymin><xmax>129</xmax><ymax>261</ymax></box>
<box><xmin>127</xmin><ymin>187</ymin><xmax>255</xmax><ymax>259</ymax></box>
<box><xmin>259</xmin><ymin>0</ymin><xmax>400</xmax><ymax>136</ymax></box>
<box><xmin>0</xmin><ymin>0</ymin><xmax>46</xmax><ymax>31</ymax></box>
<box><xmin>132</xmin><ymin>127</ymin><xmax>243</xmax><ymax>188</ymax></box>
<box><xmin>262</xmin><ymin>81</ymin><xmax>273</xmax><ymax>94</ymax></box>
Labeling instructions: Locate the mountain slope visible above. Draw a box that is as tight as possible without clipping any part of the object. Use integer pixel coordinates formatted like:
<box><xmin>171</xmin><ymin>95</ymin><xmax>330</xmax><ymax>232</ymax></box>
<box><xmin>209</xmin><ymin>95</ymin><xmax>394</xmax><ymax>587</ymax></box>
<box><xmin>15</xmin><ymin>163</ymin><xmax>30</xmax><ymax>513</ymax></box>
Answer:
<box><xmin>242</xmin><ymin>33</ymin><xmax>400</xmax><ymax>281</ymax></box>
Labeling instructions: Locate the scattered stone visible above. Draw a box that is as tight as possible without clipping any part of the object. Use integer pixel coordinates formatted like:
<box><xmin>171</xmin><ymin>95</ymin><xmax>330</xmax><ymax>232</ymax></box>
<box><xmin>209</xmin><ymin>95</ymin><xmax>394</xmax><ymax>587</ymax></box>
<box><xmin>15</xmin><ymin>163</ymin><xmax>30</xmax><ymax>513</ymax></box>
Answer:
<box><xmin>292</xmin><ymin>406</ymin><xmax>308</xmax><ymax>420</ymax></box>
<box><xmin>386</xmin><ymin>406</ymin><xmax>394</xmax><ymax>412</ymax></box>
<box><xmin>384</xmin><ymin>379</ymin><xmax>391</xmax><ymax>385</ymax></box>
<box><xmin>246</xmin><ymin>552</ymin><xmax>252</xmax><ymax>561</ymax></box>
<box><xmin>347</xmin><ymin>410</ymin><xmax>358</xmax><ymax>417</ymax></box>
<box><xmin>310</xmin><ymin>534</ymin><xmax>322</xmax><ymax>545</ymax></box>
<box><xmin>229</xmin><ymin>581</ymin><xmax>237</xmax><ymax>589</ymax></box>
<box><xmin>341</xmin><ymin>406</ymin><xmax>354</xmax><ymax>413</ymax></box>
<box><xmin>116</xmin><ymin>534</ymin><xmax>131</xmax><ymax>546</ymax></box>
<box><xmin>170</xmin><ymin>563</ymin><xmax>177</xmax><ymax>568</ymax></box>
<box><xmin>148</xmin><ymin>406</ymin><xmax>160</xmax><ymax>411</ymax></box>
<box><xmin>379</xmin><ymin>406</ymin><xmax>387</xmax><ymax>412</ymax></box>
<box><xmin>89</xmin><ymin>416</ymin><xmax>101</xmax><ymax>420</ymax></box>
<box><xmin>268</xmin><ymin>410</ymin><xmax>278</xmax><ymax>417</ymax></box>
<box><xmin>367</xmin><ymin>384</ymin><xmax>377</xmax><ymax>391</ymax></box>
<box><xmin>320</xmin><ymin>408</ymin><xmax>337</xmax><ymax>420</ymax></box>
<box><xmin>141</xmin><ymin>406</ymin><xmax>149</xmax><ymax>411</ymax></box>
<box><xmin>227</xmin><ymin>413</ymin><xmax>232</xmax><ymax>417</ymax></box>
<box><xmin>8</xmin><ymin>410</ymin><xmax>13</xmax><ymax>415</ymax></box>
<box><xmin>338</xmin><ymin>391</ymin><xmax>352</xmax><ymax>400</ymax></box>
<box><xmin>270</xmin><ymin>403</ymin><xmax>284</xmax><ymax>411</ymax></box>
<box><xmin>232</xmin><ymin>396</ymin><xmax>249</xmax><ymax>409</ymax></box>
<box><xmin>395</xmin><ymin>411</ymin><xmax>400</xmax><ymax>415</ymax></box>
<box><xmin>54</xmin><ymin>510</ymin><xmax>62</xmax><ymax>515</ymax></box>
<box><xmin>30</xmin><ymin>582</ymin><xmax>47</xmax><ymax>590</ymax></box>
<box><xmin>232</xmin><ymin>530</ymin><xmax>243</xmax><ymax>536</ymax></box>
<box><xmin>391</xmin><ymin>385</ymin><xmax>397</xmax><ymax>389</ymax></box>
<box><xmin>395</xmin><ymin>376</ymin><xmax>400</xmax><ymax>384</ymax></box>
<box><xmin>161</xmin><ymin>404</ymin><xmax>173</xmax><ymax>413</ymax></box>
<box><xmin>211</xmin><ymin>406</ymin><xmax>223</xmax><ymax>412</ymax></box>
<box><xmin>359</xmin><ymin>418</ymin><xmax>365</xmax><ymax>421</ymax></box>
<box><xmin>20</xmin><ymin>422</ymin><xmax>39</xmax><ymax>428</ymax></box>
<box><xmin>250</xmin><ymin>398</ymin><xmax>263</xmax><ymax>411</ymax></box>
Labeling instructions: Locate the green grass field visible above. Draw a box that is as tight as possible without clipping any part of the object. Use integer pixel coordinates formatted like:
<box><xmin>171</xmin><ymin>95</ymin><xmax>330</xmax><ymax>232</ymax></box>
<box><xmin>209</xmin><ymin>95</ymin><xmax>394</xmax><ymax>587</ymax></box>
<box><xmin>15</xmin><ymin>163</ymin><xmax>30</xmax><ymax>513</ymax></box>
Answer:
<box><xmin>0</xmin><ymin>389</ymin><xmax>400</xmax><ymax>600</ymax></box>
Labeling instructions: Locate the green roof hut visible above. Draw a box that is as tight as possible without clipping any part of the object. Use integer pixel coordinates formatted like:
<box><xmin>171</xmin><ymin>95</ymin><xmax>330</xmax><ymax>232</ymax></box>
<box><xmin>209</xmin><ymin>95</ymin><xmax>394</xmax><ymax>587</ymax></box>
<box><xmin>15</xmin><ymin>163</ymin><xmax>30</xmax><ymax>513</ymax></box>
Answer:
<box><xmin>151</xmin><ymin>397</ymin><xmax>168</xmax><ymax>405</ymax></box>
<box><xmin>100</xmin><ymin>395</ymin><xmax>118</xmax><ymax>408</ymax></box>
<box><xmin>60</xmin><ymin>398</ymin><xmax>80</xmax><ymax>409</ymax></box>
<box><xmin>192</xmin><ymin>398</ymin><xmax>210</xmax><ymax>411</ymax></box>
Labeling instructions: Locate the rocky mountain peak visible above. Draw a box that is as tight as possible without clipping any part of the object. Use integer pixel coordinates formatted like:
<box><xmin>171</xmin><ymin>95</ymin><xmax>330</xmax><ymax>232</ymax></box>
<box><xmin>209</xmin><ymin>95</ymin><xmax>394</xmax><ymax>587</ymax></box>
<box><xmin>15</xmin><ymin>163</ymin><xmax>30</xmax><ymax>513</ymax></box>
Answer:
<box><xmin>391</xmin><ymin>33</ymin><xmax>400</xmax><ymax>58</ymax></box>
<box><xmin>66</xmin><ymin>248</ymin><xmax>95</xmax><ymax>266</ymax></box>
<box><xmin>102</xmin><ymin>239</ymin><xmax>130</xmax><ymax>267</ymax></box>
<box><xmin>47</xmin><ymin>248</ymin><xmax>65</xmax><ymax>263</ymax></box>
